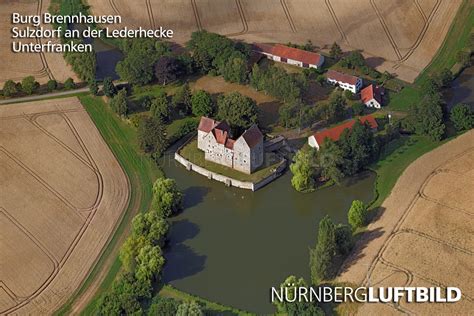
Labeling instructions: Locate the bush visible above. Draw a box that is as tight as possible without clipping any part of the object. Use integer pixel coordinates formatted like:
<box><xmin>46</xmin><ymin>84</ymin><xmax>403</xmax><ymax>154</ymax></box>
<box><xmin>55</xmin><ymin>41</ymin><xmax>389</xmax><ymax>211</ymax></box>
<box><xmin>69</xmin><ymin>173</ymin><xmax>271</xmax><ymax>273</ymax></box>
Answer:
<box><xmin>88</xmin><ymin>80</ymin><xmax>99</xmax><ymax>95</ymax></box>
<box><xmin>47</xmin><ymin>79</ymin><xmax>58</xmax><ymax>92</ymax></box>
<box><xmin>64</xmin><ymin>77</ymin><xmax>75</xmax><ymax>90</ymax></box>
<box><xmin>450</xmin><ymin>103</ymin><xmax>473</xmax><ymax>131</ymax></box>
<box><xmin>21</xmin><ymin>76</ymin><xmax>39</xmax><ymax>95</ymax></box>
<box><xmin>2</xmin><ymin>80</ymin><xmax>17</xmax><ymax>97</ymax></box>
<box><xmin>348</xmin><ymin>200</ymin><xmax>368</xmax><ymax>230</ymax></box>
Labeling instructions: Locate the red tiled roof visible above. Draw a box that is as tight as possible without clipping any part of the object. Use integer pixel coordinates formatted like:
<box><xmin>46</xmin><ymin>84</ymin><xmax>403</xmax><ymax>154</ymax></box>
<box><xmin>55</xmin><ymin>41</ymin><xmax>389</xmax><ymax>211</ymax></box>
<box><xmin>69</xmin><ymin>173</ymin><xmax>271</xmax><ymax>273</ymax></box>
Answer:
<box><xmin>225</xmin><ymin>139</ymin><xmax>235</xmax><ymax>149</ymax></box>
<box><xmin>253</xmin><ymin>43</ymin><xmax>323</xmax><ymax>66</ymax></box>
<box><xmin>313</xmin><ymin>115</ymin><xmax>378</xmax><ymax>146</ymax></box>
<box><xmin>361</xmin><ymin>84</ymin><xmax>383</xmax><ymax>104</ymax></box>
<box><xmin>241</xmin><ymin>125</ymin><xmax>263</xmax><ymax>148</ymax></box>
<box><xmin>326</xmin><ymin>69</ymin><xmax>360</xmax><ymax>85</ymax></box>
<box><xmin>198</xmin><ymin>116</ymin><xmax>217</xmax><ymax>133</ymax></box>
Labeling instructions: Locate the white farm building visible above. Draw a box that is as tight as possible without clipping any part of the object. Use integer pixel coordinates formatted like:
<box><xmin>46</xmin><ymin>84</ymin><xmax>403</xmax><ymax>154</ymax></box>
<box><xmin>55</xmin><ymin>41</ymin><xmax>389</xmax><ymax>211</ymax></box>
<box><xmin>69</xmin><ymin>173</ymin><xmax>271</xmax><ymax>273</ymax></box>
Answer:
<box><xmin>326</xmin><ymin>69</ymin><xmax>362</xmax><ymax>93</ymax></box>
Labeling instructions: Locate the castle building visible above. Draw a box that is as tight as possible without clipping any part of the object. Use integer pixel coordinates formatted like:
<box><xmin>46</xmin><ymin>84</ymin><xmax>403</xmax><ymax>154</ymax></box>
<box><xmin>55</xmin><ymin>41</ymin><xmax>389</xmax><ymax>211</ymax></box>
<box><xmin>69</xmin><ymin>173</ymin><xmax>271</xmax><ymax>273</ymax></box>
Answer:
<box><xmin>197</xmin><ymin>117</ymin><xmax>264</xmax><ymax>174</ymax></box>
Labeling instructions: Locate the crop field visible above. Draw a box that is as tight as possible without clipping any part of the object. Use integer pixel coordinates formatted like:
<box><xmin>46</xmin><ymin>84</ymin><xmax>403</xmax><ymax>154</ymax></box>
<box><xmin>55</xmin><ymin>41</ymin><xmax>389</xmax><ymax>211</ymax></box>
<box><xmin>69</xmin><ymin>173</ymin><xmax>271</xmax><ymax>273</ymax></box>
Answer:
<box><xmin>88</xmin><ymin>0</ymin><xmax>461</xmax><ymax>82</ymax></box>
<box><xmin>0</xmin><ymin>97</ymin><xmax>129</xmax><ymax>314</ymax></box>
<box><xmin>339</xmin><ymin>130</ymin><xmax>474</xmax><ymax>314</ymax></box>
<box><xmin>0</xmin><ymin>0</ymin><xmax>77</xmax><ymax>86</ymax></box>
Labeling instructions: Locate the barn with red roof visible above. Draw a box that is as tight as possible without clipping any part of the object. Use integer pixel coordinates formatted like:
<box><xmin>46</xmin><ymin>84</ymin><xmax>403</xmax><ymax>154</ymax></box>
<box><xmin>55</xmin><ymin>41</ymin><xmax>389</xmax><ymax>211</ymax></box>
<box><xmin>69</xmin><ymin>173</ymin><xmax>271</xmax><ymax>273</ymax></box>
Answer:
<box><xmin>253</xmin><ymin>43</ymin><xmax>325</xmax><ymax>69</ymax></box>
<box><xmin>308</xmin><ymin>115</ymin><xmax>378</xmax><ymax>150</ymax></box>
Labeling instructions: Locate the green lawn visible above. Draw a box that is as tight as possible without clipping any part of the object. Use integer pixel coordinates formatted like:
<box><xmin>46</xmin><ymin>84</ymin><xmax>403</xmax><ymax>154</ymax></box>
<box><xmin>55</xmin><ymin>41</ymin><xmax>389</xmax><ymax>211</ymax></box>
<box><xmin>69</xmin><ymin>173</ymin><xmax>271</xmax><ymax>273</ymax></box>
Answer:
<box><xmin>369</xmin><ymin>135</ymin><xmax>445</xmax><ymax>208</ymax></box>
<box><xmin>55</xmin><ymin>95</ymin><xmax>162</xmax><ymax>315</ymax></box>
<box><xmin>180</xmin><ymin>139</ymin><xmax>283</xmax><ymax>183</ymax></box>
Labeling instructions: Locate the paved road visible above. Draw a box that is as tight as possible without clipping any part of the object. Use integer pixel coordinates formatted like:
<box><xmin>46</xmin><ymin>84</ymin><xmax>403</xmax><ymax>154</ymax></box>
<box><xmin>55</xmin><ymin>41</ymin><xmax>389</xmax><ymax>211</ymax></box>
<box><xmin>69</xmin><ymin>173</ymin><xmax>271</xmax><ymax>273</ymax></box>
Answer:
<box><xmin>0</xmin><ymin>81</ymin><xmax>128</xmax><ymax>105</ymax></box>
<box><xmin>0</xmin><ymin>87</ymin><xmax>90</xmax><ymax>105</ymax></box>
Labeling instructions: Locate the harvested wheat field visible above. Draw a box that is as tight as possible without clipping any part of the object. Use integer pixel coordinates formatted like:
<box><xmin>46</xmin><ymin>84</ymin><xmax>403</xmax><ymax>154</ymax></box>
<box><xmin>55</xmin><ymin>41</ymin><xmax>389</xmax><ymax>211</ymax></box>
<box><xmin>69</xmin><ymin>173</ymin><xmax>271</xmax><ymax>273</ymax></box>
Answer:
<box><xmin>0</xmin><ymin>0</ymin><xmax>77</xmax><ymax>86</ymax></box>
<box><xmin>0</xmin><ymin>97</ymin><xmax>129</xmax><ymax>314</ymax></box>
<box><xmin>338</xmin><ymin>130</ymin><xmax>474</xmax><ymax>314</ymax></box>
<box><xmin>89</xmin><ymin>0</ymin><xmax>461</xmax><ymax>82</ymax></box>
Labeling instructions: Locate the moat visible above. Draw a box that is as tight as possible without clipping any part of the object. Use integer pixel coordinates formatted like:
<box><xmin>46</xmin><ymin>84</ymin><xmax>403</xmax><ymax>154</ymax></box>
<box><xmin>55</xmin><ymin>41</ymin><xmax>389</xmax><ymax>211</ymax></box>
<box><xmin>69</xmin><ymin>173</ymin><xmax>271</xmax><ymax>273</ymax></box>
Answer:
<box><xmin>160</xmin><ymin>149</ymin><xmax>376</xmax><ymax>314</ymax></box>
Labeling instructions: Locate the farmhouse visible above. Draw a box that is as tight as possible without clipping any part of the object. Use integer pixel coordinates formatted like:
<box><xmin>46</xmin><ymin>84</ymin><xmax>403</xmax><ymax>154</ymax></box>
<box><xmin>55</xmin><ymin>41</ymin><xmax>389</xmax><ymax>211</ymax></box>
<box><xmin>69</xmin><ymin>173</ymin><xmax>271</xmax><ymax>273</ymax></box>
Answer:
<box><xmin>308</xmin><ymin>115</ymin><xmax>378</xmax><ymax>150</ymax></box>
<box><xmin>253</xmin><ymin>43</ymin><xmax>324</xmax><ymax>69</ymax></box>
<box><xmin>326</xmin><ymin>69</ymin><xmax>362</xmax><ymax>93</ymax></box>
<box><xmin>361</xmin><ymin>84</ymin><xmax>384</xmax><ymax>108</ymax></box>
<box><xmin>197</xmin><ymin>117</ymin><xmax>264</xmax><ymax>174</ymax></box>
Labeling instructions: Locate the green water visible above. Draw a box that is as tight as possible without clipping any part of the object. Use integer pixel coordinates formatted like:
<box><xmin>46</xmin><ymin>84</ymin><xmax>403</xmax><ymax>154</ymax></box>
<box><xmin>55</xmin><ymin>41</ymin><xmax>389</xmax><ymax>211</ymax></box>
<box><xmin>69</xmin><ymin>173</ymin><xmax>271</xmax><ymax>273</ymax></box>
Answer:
<box><xmin>160</xmin><ymin>151</ymin><xmax>376</xmax><ymax>314</ymax></box>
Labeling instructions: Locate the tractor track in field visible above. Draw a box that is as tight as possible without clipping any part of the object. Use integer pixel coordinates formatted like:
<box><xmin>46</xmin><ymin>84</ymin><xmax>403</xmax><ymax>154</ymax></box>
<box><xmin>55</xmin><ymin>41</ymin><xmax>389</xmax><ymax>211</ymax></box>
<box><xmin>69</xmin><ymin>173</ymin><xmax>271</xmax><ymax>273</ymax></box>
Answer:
<box><xmin>225</xmin><ymin>0</ymin><xmax>248</xmax><ymax>37</ymax></box>
<box><xmin>325</xmin><ymin>0</ymin><xmax>348</xmax><ymax>44</ymax></box>
<box><xmin>280</xmin><ymin>0</ymin><xmax>297</xmax><ymax>33</ymax></box>
<box><xmin>190</xmin><ymin>0</ymin><xmax>203</xmax><ymax>31</ymax></box>
<box><xmin>145</xmin><ymin>0</ymin><xmax>156</xmax><ymax>29</ymax></box>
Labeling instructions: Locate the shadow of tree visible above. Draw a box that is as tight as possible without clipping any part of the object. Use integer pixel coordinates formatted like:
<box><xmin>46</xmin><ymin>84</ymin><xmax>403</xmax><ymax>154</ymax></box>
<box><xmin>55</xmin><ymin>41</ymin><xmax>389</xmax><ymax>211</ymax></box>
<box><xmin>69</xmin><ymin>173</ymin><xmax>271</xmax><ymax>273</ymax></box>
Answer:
<box><xmin>183</xmin><ymin>186</ymin><xmax>211</xmax><ymax>209</ymax></box>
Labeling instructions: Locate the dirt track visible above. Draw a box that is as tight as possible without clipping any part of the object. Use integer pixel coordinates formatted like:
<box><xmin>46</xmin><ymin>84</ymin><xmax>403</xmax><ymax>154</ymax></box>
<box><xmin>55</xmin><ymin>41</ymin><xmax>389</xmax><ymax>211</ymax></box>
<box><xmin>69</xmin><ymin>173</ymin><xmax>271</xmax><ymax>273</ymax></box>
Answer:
<box><xmin>0</xmin><ymin>98</ymin><xmax>129</xmax><ymax>315</ymax></box>
<box><xmin>88</xmin><ymin>0</ymin><xmax>461</xmax><ymax>82</ymax></box>
<box><xmin>338</xmin><ymin>130</ymin><xmax>474</xmax><ymax>314</ymax></box>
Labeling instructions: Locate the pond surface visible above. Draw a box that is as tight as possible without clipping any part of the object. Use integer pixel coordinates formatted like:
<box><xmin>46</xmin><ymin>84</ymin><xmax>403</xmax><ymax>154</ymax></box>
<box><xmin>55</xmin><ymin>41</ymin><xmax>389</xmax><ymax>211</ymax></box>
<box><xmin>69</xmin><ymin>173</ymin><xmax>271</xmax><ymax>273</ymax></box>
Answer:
<box><xmin>444</xmin><ymin>65</ymin><xmax>474</xmax><ymax>110</ymax></box>
<box><xmin>73</xmin><ymin>24</ymin><xmax>123</xmax><ymax>80</ymax></box>
<box><xmin>160</xmin><ymin>150</ymin><xmax>376</xmax><ymax>314</ymax></box>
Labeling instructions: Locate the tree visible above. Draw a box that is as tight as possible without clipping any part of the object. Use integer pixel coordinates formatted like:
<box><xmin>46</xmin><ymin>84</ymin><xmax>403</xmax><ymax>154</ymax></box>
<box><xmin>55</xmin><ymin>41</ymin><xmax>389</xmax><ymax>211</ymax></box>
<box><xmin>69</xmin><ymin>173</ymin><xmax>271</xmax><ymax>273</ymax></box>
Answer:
<box><xmin>450</xmin><ymin>103</ymin><xmax>473</xmax><ymax>131</ymax></box>
<box><xmin>352</xmin><ymin>102</ymin><xmax>365</xmax><ymax>116</ymax></box>
<box><xmin>310</xmin><ymin>215</ymin><xmax>336</xmax><ymax>283</ymax></box>
<box><xmin>436</xmin><ymin>68</ymin><xmax>453</xmax><ymax>88</ymax></box>
<box><xmin>348</xmin><ymin>200</ymin><xmax>368</xmax><ymax>230</ymax></box>
<box><xmin>110</xmin><ymin>89</ymin><xmax>128</xmax><ymax>116</ymax></box>
<box><xmin>329</xmin><ymin>42</ymin><xmax>342</xmax><ymax>60</ymax></box>
<box><xmin>222</xmin><ymin>54</ymin><xmax>248</xmax><ymax>84</ymax></box>
<box><xmin>318</xmin><ymin>139</ymin><xmax>344</xmax><ymax>184</ymax></box>
<box><xmin>421</xmin><ymin>77</ymin><xmax>440</xmax><ymax>96</ymax></box>
<box><xmin>176</xmin><ymin>301</ymin><xmax>204</xmax><ymax>316</ymax></box>
<box><xmin>102</xmin><ymin>77</ymin><xmax>117</xmax><ymax>97</ymax></box>
<box><xmin>341</xmin><ymin>51</ymin><xmax>365</xmax><ymax>69</ymax></box>
<box><xmin>191</xmin><ymin>90</ymin><xmax>214</xmax><ymax>117</ymax></box>
<box><xmin>274</xmin><ymin>276</ymin><xmax>324</xmax><ymax>316</ymax></box>
<box><xmin>137</xmin><ymin>117</ymin><xmax>168</xmax><ymax>156</ymax></box>
<box><xmin>147</xmin><ymin>296</ymin><xmax>180</xmax><ymax>316</ymax></box>
<box><xmin>2</xmin><ymin>80</ymin><xmax>17</xmax><ymax>97</ymax></box>
<box><xmin>290</xmin><ymin>147</ymin><xmax>319</xmax><ymax>192</ymax></box>
<box><xmin>135</xmin><ymin>244</ymin><xmax>165</xmax><ymax>282</ymax></box>
<box><xmin>64</xmin><ymin>40</ymin><xmax>96</xmax><ymax>82</ymax></box>
<box><xmin>132</xmin><ymin>211</ymin><xmax>169</xmax><ymax>246</ymax></box>
<box><xmin>335</xmin><ymin>224</ymin><xmax>354</xmax><ymax>255</ymax></box>
<box><xmin>150</xmin><ymin>90</ymin><xmax>170</xmax><ymax>122</ymax></box>
<box><xmin>324</xmin><ymin>93</ymin><xmax>346</xmax><ymax>123</ymax></box>
<box><xmin>120</xmin><ymin>234</ymin><xmax>148</xmax><ymax>272</ymax></box>
<box><xmin>21</xmin><ymin>76</ymin><xmax>38</xmax><ymax>95</ymax></box>
<box><xmin>172</xmin><ymin>83</ymin><xmax>192</xmax><ymax>114</ymax></box>
<box><xmin>47</xmin><ymin>79</ymin><xmax>58</xmax><ymax>92</ymax></box>
<box><xmin>151</xmin><ymin>178</ymin><xmax>183</xmax><ymax>218</ymax></box>
<box><xmin>250</xmin><ymin>63</ymin><xmax>264</xmax><ymax>90</ymax></box>
<box><xmin>155</xmin><ymin>56</ymin><xmax>179</xmax><ymax>85</ymax></box>
<box><xmin>64</xmin><ymin>77</ymin><xmax>75</xmax><ymax>90</ymax></box>
<box><xmin>88</xmin><ymin>79</ymin><xmax>99</xmax><ymax>95</ymax></box>
<box><xmin>408</xmin><ymin>93</ymin><xmax>445</xmax><ymax>141</ymax></box>
<box><xmin>217</xmin><ymin>92</ymin><xmax>258</xmax><ymax>134</ymax></box>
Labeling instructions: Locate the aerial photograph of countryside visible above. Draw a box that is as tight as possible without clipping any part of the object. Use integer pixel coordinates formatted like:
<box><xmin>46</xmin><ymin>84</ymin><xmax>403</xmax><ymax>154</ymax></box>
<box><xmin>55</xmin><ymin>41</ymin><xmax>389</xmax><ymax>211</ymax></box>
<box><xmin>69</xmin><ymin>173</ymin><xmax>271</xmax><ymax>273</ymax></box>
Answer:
<box><xmin>0</xmin><ymin>0</ymin><xmax>473</xmax><ymax>315</ymax></box>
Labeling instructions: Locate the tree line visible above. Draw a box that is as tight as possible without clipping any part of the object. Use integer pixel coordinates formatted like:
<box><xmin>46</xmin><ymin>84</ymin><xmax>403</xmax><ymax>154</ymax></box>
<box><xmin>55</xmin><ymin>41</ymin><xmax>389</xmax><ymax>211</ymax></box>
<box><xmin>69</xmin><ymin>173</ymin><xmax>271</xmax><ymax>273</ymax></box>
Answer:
<box><xmin>1</xmin><ymin>76</ymin><xmax>77</xmax><ymax>97</ymax></box>
<box><xmin>97</xmin><ymin>177</ymin><xmax>204</xmax><ymax>315</ymax></box>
